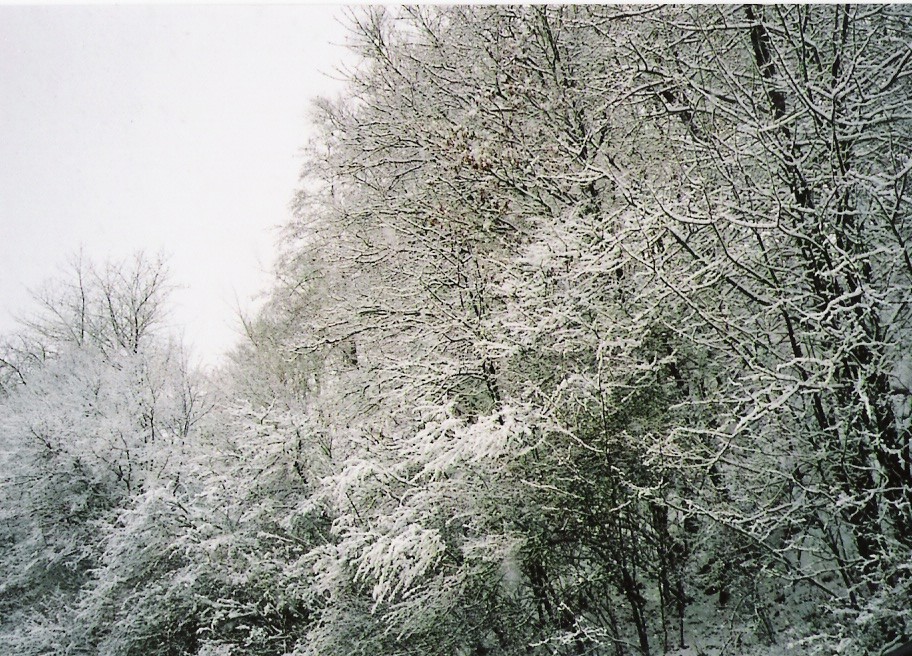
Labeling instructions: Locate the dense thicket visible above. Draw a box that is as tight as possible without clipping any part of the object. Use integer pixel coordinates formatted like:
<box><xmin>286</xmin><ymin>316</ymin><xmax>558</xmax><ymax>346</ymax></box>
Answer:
<box><xmin>1</xmin><ymin>5</ymin><xmax>910</xmax><ymax>656</ymax></box>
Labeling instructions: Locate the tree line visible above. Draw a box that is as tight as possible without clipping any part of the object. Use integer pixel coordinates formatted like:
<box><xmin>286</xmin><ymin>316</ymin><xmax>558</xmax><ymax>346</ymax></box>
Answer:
<box><xmin>1</xmin><ymin>5</ymin><xmax>910</xmax><ymax>656</ymax></box>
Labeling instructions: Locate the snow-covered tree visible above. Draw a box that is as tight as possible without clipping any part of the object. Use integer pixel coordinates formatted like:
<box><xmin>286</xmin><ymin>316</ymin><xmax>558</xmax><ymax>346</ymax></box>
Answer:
<box><xmin>3</xmin><ymin>6</ymin><xmax>909</xmax><ymax>656</ymax></box>
<box><xmin>277</xmin><ymin>6</ymin><xmax>912</xmax><ymax>656</ymax></box>
<box><xmin>0</xmin><ymin>255</ymin><xmax>209</xmax><ymax>654</ymax></box>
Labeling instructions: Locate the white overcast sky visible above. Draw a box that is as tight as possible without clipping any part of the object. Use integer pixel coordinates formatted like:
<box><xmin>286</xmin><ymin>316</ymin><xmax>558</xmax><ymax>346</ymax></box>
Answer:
<box><xmin>0</xmin><ymin>4</ymin><xmax>354</xmax><ymax>366</ymax></box>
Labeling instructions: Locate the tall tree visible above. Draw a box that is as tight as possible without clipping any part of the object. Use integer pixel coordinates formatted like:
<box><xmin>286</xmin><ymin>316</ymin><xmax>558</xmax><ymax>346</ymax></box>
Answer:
<box><xmin>282</xmin><ymin>5</ymin><xmax>912</xmax><ymax>656</ymax></box>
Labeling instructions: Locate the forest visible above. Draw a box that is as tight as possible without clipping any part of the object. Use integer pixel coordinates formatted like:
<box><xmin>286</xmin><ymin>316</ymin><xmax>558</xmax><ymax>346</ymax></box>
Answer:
<box><xmin>1</xmin><ymin>5</ymin><xmax>911</xmax><ymax>656</ymax></box>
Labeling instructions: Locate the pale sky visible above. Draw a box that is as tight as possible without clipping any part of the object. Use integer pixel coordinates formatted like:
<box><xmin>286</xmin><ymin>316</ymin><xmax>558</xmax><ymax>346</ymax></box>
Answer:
<box><xmin>0</xmin><ymin>4</ymin><xmax>354</xmax><ymax>367</ymax></box>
